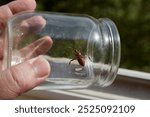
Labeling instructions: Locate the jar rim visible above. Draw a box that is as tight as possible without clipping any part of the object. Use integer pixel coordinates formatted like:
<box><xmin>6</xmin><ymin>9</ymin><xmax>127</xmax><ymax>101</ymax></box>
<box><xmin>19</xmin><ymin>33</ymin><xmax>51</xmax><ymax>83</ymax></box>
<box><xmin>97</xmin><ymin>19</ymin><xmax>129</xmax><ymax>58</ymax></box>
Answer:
<box><xmin>97</xmin><ymin>18</ymin><xmax>121</xmax><ymax>87</ymax></box>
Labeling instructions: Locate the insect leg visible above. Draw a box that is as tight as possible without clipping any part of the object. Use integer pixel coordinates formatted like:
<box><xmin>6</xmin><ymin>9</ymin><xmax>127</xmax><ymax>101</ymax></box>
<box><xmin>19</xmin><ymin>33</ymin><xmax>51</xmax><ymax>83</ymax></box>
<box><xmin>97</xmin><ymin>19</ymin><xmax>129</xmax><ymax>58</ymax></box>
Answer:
<box><xmin>69</xmin><ymin>58</ymin><xmax>76</xmax><ymax>65</ymax></box>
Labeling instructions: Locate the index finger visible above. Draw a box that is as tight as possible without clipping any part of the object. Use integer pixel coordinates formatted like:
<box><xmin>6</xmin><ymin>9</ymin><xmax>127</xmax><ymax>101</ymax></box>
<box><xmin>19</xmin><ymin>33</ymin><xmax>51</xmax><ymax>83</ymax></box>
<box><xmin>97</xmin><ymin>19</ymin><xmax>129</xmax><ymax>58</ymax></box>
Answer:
<box><xmin>0</xmin><ymin>0</ymin><xmax>36</xmax><ymax>28</ymax></box>
<box><xmin>8</xmin><ymin>0</ymin><xmax>36</xmax><ymax>14</ymax></box>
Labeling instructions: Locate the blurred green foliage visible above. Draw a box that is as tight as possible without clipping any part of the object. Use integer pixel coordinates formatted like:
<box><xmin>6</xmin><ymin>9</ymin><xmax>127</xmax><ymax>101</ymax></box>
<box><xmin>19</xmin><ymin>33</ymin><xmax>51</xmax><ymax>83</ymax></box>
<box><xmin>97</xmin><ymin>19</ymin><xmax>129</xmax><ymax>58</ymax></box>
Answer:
<box><xmin>0</xmin><ymin>0</ymin><xmax>150</xmax><ymax>72</ymax></box>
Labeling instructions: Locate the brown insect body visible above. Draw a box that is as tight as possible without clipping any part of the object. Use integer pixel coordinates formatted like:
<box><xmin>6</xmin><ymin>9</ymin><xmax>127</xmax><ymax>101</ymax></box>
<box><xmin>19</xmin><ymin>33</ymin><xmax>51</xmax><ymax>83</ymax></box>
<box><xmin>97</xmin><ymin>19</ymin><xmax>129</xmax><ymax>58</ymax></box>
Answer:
<box><xmin>69</xmin><ymin>49</ymin><xmax>85</xmax><ymax>66</ymax></box>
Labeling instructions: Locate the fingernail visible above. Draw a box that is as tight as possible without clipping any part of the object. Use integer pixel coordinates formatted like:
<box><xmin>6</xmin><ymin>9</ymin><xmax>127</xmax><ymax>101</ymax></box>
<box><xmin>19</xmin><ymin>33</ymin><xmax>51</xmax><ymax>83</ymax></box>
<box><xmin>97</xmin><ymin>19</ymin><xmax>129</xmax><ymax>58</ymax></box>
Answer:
<box><xmin>30</xmin><ymin>57</ymin><xmax>50</xmax><ymax>78</ymax></box>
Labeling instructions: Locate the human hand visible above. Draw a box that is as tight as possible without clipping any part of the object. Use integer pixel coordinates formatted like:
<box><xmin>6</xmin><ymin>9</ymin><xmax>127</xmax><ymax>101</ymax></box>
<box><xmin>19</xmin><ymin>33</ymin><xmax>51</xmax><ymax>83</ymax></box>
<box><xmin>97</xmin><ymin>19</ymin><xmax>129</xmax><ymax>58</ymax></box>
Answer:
<box><xmin>0</xmin><ymin>0</ymin><xmax>53</xmax><ymax>99</ymax></box>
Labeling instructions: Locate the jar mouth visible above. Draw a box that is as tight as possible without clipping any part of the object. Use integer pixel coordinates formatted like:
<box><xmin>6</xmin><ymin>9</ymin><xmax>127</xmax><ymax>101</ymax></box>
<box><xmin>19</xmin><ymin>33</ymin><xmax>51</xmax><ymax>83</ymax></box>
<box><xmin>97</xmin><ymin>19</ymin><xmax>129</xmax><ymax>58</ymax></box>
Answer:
<box><xmin>88</xmin><ymin>18</ymin><xmax>121</xmax><ymax>87</ymax></box>
<box><xmin>98</xmin><ymin>18</ymin><xmax>121</xmax><ymax>87</ymax></box>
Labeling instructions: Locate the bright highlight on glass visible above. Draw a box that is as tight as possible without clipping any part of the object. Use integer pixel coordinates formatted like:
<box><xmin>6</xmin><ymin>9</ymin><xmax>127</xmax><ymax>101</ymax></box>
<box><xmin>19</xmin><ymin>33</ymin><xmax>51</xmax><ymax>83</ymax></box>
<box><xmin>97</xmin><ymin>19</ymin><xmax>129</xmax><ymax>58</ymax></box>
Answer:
<box><xmin>3</xmin><ymin>12</ymin><xmax>121</xmax><ymax>89</ymax></box>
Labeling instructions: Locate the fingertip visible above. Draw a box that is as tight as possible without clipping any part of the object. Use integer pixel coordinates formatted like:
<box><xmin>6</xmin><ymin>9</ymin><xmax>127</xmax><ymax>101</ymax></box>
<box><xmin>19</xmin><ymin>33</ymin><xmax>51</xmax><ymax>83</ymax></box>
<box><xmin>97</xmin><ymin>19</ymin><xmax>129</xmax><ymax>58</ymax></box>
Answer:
<box><xmin>20</xmin><ymin>16</ymin><xmax>46</xmax><ymax>33</ymax></box>
<box><xmin>8</xmin><ymin>0</ymin><xmax>36</xmax><ymax>14</ymax></box>
<box><xmin>29</xmin><ymin>56</ymin><xmax>50</xmax><ymax>79</ymax></box>
<box><xmin>43</xmin><ymin>35</ymin><xmax>53</xmax><ymax>48</ymax></box>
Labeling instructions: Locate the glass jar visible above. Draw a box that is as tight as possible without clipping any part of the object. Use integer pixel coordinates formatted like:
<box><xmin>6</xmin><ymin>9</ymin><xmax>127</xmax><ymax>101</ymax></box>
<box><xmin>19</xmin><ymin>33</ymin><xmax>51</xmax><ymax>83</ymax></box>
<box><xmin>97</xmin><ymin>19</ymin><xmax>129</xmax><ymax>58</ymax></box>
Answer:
<box><xmin>3</xmin><ymin>11</ymin><xmax>121</xmax><ymax>89</ymax></box>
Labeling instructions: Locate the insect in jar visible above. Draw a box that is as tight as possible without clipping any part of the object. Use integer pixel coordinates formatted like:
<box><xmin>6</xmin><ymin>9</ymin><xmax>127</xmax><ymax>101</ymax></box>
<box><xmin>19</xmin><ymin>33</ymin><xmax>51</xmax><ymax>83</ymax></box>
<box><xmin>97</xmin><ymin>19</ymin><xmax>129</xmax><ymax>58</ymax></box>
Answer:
<box><xmin>69</xmin><ymin>49</ymin><xmax>85</xmax><ymax>66</ymax></box>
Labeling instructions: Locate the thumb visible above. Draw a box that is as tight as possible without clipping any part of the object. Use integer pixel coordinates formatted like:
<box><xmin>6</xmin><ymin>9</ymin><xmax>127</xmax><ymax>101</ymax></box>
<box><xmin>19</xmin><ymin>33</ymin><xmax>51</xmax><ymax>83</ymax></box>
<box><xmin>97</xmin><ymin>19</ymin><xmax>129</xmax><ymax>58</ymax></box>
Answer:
<box><xmin>0</xmin><ymin>56</ymin><xmax>50</xmax><ymax>99</ymax></box>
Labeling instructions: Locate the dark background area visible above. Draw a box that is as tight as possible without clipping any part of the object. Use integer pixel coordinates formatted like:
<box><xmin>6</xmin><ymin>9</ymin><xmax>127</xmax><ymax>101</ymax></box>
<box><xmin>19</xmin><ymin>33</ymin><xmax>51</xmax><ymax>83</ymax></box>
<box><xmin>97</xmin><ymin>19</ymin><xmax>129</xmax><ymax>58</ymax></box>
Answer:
<box><xmin>1</xmin><ymin>0</ymin><xmax>150</xmax><ymax>73</ymax></box>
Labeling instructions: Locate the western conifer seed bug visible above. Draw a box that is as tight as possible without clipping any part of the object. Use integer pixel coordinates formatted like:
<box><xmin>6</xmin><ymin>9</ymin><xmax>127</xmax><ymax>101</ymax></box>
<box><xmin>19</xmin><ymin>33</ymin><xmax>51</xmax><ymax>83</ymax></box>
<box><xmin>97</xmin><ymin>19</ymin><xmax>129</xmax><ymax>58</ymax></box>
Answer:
<box><xmin>69</xmin><ymin>49</ymin><xmax>85</xmax><ymax>66</ymax></box>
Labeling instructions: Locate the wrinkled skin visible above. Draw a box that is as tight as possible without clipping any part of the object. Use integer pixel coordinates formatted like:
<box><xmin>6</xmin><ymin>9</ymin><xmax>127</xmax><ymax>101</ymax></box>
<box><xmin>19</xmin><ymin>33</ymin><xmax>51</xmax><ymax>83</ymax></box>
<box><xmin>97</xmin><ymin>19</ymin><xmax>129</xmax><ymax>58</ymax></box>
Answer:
<box><xmin>0</xmin><ymin>0</ymin><xmax>53</xmax><ymax>99</ymax></box>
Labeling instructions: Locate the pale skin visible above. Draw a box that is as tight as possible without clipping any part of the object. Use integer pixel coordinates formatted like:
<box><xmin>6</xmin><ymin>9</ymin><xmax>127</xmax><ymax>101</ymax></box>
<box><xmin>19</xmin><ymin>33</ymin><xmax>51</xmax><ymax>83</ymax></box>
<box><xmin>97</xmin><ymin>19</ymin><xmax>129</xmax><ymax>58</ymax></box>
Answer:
<box><xmin>0</xmin><ymin>0</ymin><xmax>53</xmax><ymax>99</ymax></box>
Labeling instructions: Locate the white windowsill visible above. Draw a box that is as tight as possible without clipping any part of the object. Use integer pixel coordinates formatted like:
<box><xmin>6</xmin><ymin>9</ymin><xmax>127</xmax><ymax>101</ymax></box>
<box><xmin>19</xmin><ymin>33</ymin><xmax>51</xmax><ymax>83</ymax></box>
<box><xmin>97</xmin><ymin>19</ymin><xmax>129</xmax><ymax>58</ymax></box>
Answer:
<box><xmin>17</xmin><ymin>68</ymin><xmax>150</xmax><ymax>100</ymax></box>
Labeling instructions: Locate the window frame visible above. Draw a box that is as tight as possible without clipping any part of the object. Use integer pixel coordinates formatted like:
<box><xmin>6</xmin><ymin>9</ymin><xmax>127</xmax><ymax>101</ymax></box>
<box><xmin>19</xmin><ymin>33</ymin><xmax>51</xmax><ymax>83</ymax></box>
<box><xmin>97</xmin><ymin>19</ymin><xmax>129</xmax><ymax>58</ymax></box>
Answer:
<box><xmin>18</xmin><ymin>68</ymin><xmax>150</xmax><ymax>100</ymax></box>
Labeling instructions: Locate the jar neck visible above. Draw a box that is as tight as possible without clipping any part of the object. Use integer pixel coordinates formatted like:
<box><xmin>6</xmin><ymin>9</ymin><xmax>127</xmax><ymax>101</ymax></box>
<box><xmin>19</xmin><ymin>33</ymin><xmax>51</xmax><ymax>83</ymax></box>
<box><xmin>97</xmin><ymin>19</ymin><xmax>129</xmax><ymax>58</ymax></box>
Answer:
<box><xmin>87</xmin><ymin>18</ymin><xmax>121</xmax><ymax>87</ymax></box>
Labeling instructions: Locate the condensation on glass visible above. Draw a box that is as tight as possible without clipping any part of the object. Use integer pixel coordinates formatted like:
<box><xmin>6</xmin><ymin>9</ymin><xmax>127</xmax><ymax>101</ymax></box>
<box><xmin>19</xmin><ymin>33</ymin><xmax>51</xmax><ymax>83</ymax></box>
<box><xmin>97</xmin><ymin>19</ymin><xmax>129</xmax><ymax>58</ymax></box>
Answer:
<box><xmin>3</xmin><ymin>12</ymin><xmax>121</xmax><ymax>89</ymax></box>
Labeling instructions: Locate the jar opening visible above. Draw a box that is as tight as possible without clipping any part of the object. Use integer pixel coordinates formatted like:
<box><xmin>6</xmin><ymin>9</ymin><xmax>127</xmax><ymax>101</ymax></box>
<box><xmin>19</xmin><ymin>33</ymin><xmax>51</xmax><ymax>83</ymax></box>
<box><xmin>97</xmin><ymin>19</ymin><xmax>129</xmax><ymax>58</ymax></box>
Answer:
<box><xmin>87</xmin><ymin>18</ymin><xmax>121</xmax><ymax>87</ymax></box>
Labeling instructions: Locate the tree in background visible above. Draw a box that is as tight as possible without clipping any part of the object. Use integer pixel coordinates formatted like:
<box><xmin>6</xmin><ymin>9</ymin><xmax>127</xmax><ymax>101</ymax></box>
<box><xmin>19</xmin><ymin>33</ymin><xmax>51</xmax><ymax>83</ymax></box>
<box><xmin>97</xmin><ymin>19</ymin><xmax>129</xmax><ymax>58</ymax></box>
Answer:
<box><xmin>0</xmin><ymin>0</ymin><xmax>149</xmax><ymax>72</ymax></box>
